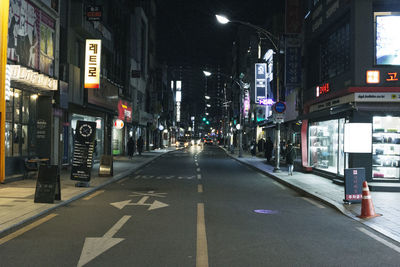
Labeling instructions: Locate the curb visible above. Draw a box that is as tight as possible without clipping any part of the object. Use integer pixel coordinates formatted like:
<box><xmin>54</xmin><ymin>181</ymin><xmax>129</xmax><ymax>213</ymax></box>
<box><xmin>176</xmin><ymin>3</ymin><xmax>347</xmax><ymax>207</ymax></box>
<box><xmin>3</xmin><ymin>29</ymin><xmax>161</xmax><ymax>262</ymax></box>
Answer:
<box><xmin>0</xmin><ymin>149</ymin><xmax>175</xmax><ymax>236</ymax></box>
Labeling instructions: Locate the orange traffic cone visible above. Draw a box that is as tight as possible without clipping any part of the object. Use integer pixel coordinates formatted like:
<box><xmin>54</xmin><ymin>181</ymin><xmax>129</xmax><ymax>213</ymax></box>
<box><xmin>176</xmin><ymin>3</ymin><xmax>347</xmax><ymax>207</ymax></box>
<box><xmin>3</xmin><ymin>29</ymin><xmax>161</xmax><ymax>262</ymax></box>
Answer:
<box><xmin>358</xmin><ymin>181</ymin><xmax>381</xmax><ymax>219</ymax></box>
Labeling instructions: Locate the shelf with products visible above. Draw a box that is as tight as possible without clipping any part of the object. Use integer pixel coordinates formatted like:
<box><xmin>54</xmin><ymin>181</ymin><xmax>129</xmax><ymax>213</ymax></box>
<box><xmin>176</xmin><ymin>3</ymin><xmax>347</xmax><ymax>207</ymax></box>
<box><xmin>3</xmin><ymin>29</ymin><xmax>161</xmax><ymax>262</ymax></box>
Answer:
<box><xmin>373</xmin><ymin>166</ymin><xmax>400</xmax><ymax>179</ymax></box>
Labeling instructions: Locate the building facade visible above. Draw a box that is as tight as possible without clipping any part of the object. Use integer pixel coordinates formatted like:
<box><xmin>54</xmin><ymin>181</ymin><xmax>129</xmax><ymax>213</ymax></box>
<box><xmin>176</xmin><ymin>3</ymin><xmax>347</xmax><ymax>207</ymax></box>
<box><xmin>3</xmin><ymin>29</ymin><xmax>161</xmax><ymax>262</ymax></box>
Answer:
<box><xmin>301</xmin><ymin>0</ymin><xmax>400</xmax><ymax>188</ymax></box>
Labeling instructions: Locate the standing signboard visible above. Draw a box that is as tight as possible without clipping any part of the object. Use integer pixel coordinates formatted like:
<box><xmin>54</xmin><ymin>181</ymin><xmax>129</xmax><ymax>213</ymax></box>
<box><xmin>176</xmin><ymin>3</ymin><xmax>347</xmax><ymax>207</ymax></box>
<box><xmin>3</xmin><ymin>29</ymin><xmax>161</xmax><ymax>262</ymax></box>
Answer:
<box><xmin>344</xmin><ymin>168</ymin><xmax>365</xmax><ymax>203</ymax></box>
<box><xmin>34</xmin><ymin>165</ymin><xmax>60</xmax><ymax>203</ymax></box>
<box><xmin>71</xmin><ymin>121</ymin><xmax>96</xmax><ymax>182</ymax></box>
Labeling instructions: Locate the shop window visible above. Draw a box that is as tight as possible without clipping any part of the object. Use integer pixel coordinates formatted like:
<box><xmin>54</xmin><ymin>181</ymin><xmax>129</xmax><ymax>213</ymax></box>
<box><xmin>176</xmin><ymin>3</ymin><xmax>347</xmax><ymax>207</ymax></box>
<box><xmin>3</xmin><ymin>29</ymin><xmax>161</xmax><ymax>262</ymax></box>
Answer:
<box><xmin>309</xmin><ymin>119</ymin><xmax>345</xmax><ymax>175</ymax></box>
<box><xmin>5</xmin><ymin>88</ymin><xmax>35</xmax><ymax>157</ymax></box>
<box><xmin>372</xmin><ymin>116</ymin><xmax>400</xmax><ymax>180</ymax></box>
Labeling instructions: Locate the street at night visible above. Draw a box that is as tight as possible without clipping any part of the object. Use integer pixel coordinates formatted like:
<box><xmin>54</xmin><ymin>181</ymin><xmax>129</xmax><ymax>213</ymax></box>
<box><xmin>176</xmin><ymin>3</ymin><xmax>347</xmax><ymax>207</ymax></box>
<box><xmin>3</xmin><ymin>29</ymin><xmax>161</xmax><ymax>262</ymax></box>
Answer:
<box><xmin>2</xmin><ymin>0</ymin><xmax>400</xmax><ymax>266</ymax></box>
<box><xmin>0</xmin><ymin>146</ymin><xmax>399</xmax><ymax>266</ymax></box>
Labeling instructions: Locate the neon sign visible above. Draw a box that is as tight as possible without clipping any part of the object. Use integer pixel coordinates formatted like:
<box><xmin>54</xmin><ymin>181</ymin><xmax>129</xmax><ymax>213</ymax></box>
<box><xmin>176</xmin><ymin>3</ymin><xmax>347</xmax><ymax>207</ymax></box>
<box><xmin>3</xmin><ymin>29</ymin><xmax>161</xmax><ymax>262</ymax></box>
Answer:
<box><xmin>316</xmin><ymin>83</ymin><xmax>330</xmax><ymax>97</ymax></box>
<box><xmin>258</xmin><ymin>98</ymin><xmax>275</xmax><ymax>106</ymax></box>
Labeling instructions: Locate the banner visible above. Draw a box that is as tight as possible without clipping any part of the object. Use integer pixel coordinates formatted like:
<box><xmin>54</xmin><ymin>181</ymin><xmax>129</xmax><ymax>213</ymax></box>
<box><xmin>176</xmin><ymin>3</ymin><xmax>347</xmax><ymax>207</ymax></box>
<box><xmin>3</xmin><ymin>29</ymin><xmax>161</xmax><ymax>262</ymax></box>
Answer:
<box><xmin>8</xmin><ymin>0</ymin><xmax>55</xmax><ymax>76</ymax></box>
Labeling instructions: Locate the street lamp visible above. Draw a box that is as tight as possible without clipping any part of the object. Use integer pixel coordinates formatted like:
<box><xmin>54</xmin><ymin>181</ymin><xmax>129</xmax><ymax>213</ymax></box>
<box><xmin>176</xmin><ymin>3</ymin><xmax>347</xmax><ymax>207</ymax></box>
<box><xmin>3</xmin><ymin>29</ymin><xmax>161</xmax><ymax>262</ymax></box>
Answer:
<box><xmin>216</xmin><ymin>14</ymin><xmax>282</xmax><ymax>172</ymax></box>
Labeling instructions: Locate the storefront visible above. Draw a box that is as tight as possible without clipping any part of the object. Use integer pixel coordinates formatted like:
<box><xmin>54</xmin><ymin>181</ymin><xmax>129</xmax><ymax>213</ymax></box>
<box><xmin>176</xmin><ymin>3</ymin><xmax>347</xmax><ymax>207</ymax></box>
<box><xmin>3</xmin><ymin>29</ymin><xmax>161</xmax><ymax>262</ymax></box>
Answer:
<box><xmin>5</xmin><ymin>65</ymin><xmax>57</xmax><ymax>178</ymax></box>
<box><xmin>302</xmin><ymin>90</ymin><xmax>400</xmax><ymax>185</ymax></box>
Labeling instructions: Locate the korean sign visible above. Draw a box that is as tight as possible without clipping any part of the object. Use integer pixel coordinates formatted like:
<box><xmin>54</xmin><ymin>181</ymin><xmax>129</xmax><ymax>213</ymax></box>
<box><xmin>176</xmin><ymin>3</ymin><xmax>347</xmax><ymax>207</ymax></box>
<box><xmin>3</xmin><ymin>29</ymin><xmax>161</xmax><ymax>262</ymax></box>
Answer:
<box><xmin>344</xmin><ymin>168</ymin><xmax>365</xmax><ymax>203</ymax></box>
<box><xmin>255</xmin><ymin>63</ymin><xmax>267</xmax><ymax>101</ymax></box>
<box><xmin>84</xmin><ymin>39</ymin><xmax>102</xmax><ymax>89</ymax></box>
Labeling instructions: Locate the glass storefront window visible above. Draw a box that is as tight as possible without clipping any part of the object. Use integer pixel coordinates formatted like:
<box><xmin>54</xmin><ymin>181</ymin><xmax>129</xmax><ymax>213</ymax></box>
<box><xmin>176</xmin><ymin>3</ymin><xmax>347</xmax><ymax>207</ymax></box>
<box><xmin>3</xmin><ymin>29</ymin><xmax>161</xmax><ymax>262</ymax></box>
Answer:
<box><xmin>372</xmin><ymin>116</ymin><xmax>400</xmax><ymax>180</ymax></box>
<box><xmin>5</xmin><ymin>88</ymin><xmax>36</xmax><ymax>158</ymax></box>
<box><xmin>309</xmin><ymin>118</ymin><xmax>345</xmax><ymax>175</ymax></box>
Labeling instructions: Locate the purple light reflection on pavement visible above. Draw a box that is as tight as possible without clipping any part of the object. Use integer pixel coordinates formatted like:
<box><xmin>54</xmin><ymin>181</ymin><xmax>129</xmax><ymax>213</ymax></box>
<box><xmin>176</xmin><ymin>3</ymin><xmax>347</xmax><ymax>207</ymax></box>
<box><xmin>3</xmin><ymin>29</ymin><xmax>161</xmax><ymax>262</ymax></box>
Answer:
<box><xmin>253</xmin><ymin>209</ymin><xmax>279</xmax><ymax>214</ymax></box>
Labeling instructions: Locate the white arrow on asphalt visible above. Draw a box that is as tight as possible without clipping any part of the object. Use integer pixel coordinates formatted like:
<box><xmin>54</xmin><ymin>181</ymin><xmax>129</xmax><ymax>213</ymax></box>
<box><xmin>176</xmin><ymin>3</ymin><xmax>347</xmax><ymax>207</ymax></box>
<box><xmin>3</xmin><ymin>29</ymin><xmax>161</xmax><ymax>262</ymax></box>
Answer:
<box><xmin>110</xmin><ymin>196</ymin><xmax>169</xmax><ymax>211</ymax></box>
<box><xmin>77</xmin><ymin>215</ymin><xmax>131</xmax><ymax>267</ymax></box>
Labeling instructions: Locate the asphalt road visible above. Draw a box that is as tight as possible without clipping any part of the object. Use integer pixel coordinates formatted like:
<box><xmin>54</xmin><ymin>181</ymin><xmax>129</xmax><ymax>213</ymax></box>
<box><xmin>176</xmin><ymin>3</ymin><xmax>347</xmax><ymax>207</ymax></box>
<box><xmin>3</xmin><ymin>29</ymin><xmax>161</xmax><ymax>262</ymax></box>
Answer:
<box><xmin>0</xmin><ymin>145</ymin><xmax>400</xmax><ymax>266</ymax></box>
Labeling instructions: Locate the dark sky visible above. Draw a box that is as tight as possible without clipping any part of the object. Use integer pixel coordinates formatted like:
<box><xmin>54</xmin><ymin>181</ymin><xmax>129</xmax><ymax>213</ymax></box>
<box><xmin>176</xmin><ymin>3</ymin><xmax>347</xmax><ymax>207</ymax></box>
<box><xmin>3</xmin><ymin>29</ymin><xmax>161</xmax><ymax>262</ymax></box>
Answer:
<box><xmin>156</xmin><ymin>0</ymin><xmax>278</xmax><ymax>67</ymax></box>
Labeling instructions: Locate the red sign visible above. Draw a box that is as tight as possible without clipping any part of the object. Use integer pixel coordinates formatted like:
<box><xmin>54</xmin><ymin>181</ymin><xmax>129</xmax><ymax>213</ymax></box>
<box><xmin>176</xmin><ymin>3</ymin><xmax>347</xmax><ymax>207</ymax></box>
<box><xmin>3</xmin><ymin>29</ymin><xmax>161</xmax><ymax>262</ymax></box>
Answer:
<box><xmin>118</xmin><ymin>100</ymin><xmax>132</xmax><ymax>122</ymax></box>
<box><xmin>316</xmin><ymin>83</ymin><xmax>330</xmax><ymax>97</ymax></box>
<box><xmin>387</xmin><ymin>72</ymin><xmax>399</xmax><ymax>81</ymax></box>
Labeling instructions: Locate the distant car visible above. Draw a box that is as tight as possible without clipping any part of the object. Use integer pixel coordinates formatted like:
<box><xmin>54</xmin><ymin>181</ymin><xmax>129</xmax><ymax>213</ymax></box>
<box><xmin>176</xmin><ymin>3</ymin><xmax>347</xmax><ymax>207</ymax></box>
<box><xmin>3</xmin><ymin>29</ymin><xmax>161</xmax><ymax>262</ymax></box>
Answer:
<box><xmin>204</xmin><ymin>138</ymin><xmax>213</xmax><ymax>145</ymax></box>
<box><xmin>176</xmin><ymin>138</ymin><xmax>190</xmax><ymax>148</ymax></box>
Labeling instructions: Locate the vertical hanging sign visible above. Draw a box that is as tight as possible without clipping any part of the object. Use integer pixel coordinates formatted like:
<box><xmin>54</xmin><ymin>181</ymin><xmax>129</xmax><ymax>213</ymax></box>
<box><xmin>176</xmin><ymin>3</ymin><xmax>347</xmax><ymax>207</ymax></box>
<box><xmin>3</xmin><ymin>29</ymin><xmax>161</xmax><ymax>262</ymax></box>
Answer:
<box><xmin>255</xmin><ymin>63</ymin><xmax>267</xmax><ymax>101</ymax></box>
<box><xmin>84</xmin><ymin>39</ymin><xmax>102</xmax><ymax>89</ymax></box>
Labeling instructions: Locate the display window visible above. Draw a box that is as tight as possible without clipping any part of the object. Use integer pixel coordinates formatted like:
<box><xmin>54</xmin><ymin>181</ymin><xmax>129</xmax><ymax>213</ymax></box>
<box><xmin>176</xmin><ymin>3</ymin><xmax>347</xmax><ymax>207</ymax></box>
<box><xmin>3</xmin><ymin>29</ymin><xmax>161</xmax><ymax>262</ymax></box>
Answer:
<box><xmin>5</xmin><ymin>88</ymin><xmax>36</xmax><ymax>158</ymax></box>
<box><xmin>309</xmin><ymin>118</ymin><xmax>345</xmax><ymax>175</ymax></box>
<box><xmin>372</xmin><ymin>116</ymin><xmax>400</xmax><ymax>180</ymax></box>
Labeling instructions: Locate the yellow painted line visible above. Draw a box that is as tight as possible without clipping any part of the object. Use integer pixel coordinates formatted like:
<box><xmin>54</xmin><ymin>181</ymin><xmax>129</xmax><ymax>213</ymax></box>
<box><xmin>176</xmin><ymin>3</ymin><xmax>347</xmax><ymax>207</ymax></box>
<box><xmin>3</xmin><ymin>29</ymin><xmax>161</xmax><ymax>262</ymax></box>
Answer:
<box><xmin>198</xmin><ymin>184</ymin><xmax>203</xmax><ymax>193</ymax></box>
<box><xmin>83</xmin><ymin>190</ymin><xmax>105</xmax><ymax>200</ymax></box>
<box><xmin>0</xmin><ymin>213</ymin><xmax>58</xmax><ymax>246</ymax></box>
<box><xmin>196</xmin><ymin>203</ymin><xmax>209</xmax><ymax>267</ymax></box>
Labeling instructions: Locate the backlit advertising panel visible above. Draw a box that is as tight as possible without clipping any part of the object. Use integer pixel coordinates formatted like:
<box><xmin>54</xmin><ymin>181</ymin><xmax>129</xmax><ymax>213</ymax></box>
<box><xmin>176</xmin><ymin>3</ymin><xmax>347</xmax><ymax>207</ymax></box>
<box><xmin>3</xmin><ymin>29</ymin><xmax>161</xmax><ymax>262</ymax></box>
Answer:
<box><xmin>84</xmin><ymin>39</ymin><xmax>102</xmax><ymax>88</ymax></box>
<box><xmin>375</xmin><ymin>13</ymin><xmax>400</xmax><ymax>65</ymax></box>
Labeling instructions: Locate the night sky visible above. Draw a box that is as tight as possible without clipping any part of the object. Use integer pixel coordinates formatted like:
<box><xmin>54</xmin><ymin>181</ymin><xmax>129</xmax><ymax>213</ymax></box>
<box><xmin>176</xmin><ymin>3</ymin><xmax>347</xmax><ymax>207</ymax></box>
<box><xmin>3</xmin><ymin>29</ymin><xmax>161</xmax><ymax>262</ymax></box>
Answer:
<box><xmin>156</xmin><ymin>0</ymin><xmax>278</xmax><ymax>67</ymax></box>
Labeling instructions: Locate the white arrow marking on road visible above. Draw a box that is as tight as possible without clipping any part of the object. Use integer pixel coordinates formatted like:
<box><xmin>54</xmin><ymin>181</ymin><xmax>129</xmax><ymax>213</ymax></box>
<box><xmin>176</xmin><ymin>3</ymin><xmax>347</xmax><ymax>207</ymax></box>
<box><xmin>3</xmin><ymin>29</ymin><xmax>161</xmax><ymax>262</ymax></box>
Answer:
<box><xmin>110</xmin><ymin>197</ymin><xmax>169</xmax><ymax>211</ymax></box>
<box><xmin>77</xmin><ymin>215</ymin><xmax>131</xmax><ymax>267</ymax></box>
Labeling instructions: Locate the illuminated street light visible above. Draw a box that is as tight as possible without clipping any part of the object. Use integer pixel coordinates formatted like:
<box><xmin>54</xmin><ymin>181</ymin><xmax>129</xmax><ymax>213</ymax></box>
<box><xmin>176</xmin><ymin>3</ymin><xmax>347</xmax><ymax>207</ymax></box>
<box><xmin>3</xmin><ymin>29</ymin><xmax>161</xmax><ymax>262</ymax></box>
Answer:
<box><xmin>206</xmin><ymin>104</ymin><xmax>211</xmax><ymax>108</ymax></box>
<box><xmin>216</xmin><ymin>14</ymin><xmax>230</xmax><ymax>24</ymax></box>
<box><xmin>216</xmin><ymin>13</ymin><xmax>282</xmax><ymax>171</ymax></box>
<box><xmin>205</xmin><ymin>95</ymin><xmax>211</xmax><ymax>100</ymax></box>
<box><xmin>203</xmin><ymin>70</ymin><xmax>212</xmax><ymax>77</ymax></box>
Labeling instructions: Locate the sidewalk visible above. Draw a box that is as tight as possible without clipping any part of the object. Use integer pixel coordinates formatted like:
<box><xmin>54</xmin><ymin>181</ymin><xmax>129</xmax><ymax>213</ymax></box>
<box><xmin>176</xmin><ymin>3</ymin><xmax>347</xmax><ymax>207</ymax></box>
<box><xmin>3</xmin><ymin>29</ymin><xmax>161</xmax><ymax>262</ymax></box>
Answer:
<box><xmin>221</xmin><ymin>146</ymin><xmax>400</xmax><ymax>245</ymax></box>
<box><xmin>0</xmin><ymin>148</ymin><xmax>175</xmax><ymax>235</ymax></box>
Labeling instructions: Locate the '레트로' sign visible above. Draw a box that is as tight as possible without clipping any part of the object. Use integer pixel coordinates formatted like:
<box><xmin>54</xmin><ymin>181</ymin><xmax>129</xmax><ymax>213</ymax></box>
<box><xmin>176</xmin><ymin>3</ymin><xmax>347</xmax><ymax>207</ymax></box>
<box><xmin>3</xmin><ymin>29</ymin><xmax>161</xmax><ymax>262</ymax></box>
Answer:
<box><xmin>84</xmin><ymin>39</ymin><xmax>102</xmax><ymax>89</ymax></box>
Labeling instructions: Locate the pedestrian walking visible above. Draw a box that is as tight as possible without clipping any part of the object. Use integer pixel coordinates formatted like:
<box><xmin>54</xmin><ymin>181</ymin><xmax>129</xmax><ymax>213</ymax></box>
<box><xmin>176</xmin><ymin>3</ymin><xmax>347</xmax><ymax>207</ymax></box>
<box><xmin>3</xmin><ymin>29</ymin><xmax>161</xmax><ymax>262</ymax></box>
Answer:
<box><xmin>265</xmin><ymin>137</ymin><xmax>273</xmax><ymax>163</ymax></box>
<box><xmin>137</xmin><ymin>136</ymin><xmax>144</xmax><ymax>156</ymax></box>
<box><xmin>127</xmin><ymin>137</ymin><xmax>135</xmax><ymax>159</ymax></box>
<box><xmin>286</xmin><ymin>141</ymin><xmax>296</xmax><ymax>175</ymax></box>
<box><xmin>250</xmin><ymin>140</ymin><xmax>256</xmax><ymax>156</ymax></box>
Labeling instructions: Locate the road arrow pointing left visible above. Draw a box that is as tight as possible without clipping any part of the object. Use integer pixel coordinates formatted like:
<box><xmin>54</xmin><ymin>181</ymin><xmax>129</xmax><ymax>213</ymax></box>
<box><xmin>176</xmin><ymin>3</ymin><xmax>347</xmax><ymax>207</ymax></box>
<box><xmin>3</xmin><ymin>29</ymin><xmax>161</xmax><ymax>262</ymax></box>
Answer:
<box><xmin>77</xmin><ymin>215</ymin><xmax>131</xmax><ymax>267</ymax></box>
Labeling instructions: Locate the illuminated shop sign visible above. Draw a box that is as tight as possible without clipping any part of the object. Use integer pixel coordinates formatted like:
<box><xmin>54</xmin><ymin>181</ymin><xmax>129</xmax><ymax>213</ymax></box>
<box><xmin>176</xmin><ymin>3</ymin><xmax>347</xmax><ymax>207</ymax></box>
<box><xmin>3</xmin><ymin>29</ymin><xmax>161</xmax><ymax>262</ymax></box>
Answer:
<box><xmin>84</xmin><ymin>39</ymin><xmax>102</xmax><ymax>89</ymax></box>
<box><xmin>258</xmin><ymin>98</ymin><xmax>275</xmax><ymax>106</ymax></box>
<box><xmin>366</xmin><ymin>70</ymin><xmax>380</xmax><ymax>84</ymax></box>
<box><xmin>118</xmin><ymin>100</ymin><xmax>132</xmax><ymax>122</ymax></box>
<box><xmin>244</xmin><ymin>90</ymin><xmax>250</xmax><ymax>119</ymax></box>
<box><xmin>366</xmin><ymin>70</ymin><xmax>400</xmax><ymax>84</ymax></box>
<box><xmin>175</xmin><ymin>80</ymin><xmax>181</xmax><ymax>122</ymax></box>
<box><xmin>255</xmin><ymin>63</ymin><xmax>267</xmax><ymax>100</ymax></box>
<box><xmin>8</xmin><ymin>64</ymin><xmax>58</xmax><ymax>90</ymax></box>
<box><xmin>316</xmin><ymin>83</ymin><xmax>330</xmax><ymax>97</ymax></box>
<box><xmin>114</xmin><ymin>119</ymin><xmax>124</xmax><ymax>129</ymax></box>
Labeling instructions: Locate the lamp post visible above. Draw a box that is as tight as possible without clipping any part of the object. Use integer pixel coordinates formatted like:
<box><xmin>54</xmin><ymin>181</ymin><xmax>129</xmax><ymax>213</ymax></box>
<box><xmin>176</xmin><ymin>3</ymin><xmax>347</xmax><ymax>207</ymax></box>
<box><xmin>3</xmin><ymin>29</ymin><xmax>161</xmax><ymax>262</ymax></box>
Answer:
<box><xmin>216</xmin><ymin>14</ymin><xmax>281</xmax><ymax>171</ymax></box>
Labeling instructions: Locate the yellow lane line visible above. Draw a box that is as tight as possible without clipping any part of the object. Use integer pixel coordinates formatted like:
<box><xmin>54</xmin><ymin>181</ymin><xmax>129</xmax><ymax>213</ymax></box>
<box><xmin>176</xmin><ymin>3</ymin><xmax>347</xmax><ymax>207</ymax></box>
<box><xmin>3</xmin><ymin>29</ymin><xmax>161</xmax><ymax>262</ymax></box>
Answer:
<box><xmin>198</xmin><ymin>184</ymin><xmax>203</xmax><ymax>193</ymax></box>
<box><xmin>196</xmin><ymin>203</ymin><xmax>209</xmax><ymax>267</ymax></box>
<box><xmin>0</xmin><ymin>213</ymin><xmax>58</xmax><ymax>246</ymax></box>
<box><xmin>83</xmin><ymin>190</ymin><xmax>105</xmax><ymax>200</ymax></box>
